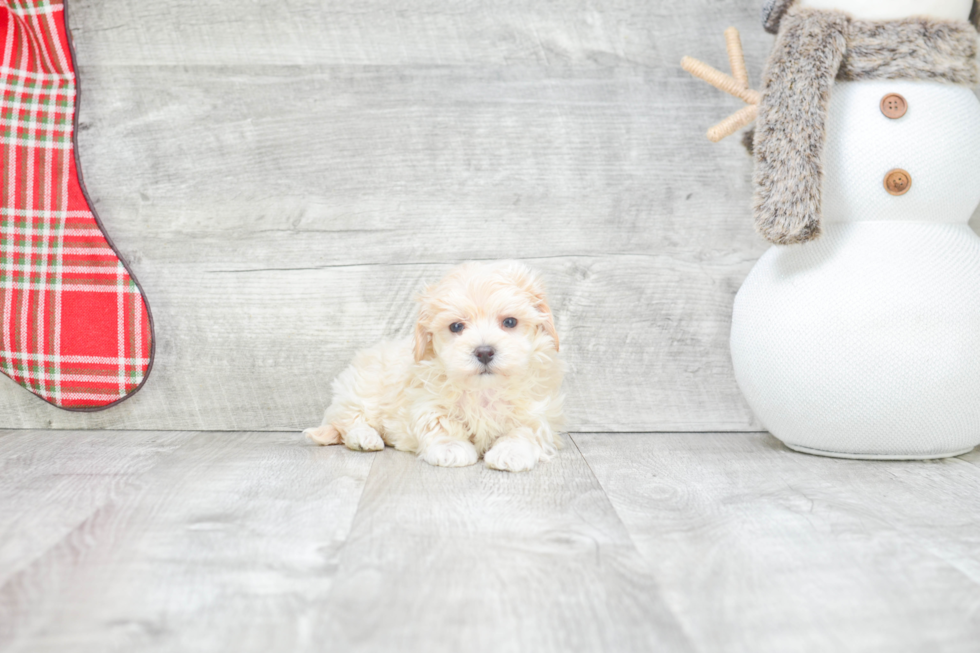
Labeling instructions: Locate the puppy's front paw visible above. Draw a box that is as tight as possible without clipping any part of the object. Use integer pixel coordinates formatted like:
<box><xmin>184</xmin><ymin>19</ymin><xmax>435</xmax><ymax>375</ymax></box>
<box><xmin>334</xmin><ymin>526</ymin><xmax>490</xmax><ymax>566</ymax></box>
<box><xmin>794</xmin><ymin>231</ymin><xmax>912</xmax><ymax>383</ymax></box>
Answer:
<box><xmin>344</xmin><ymin>423</ymin><xmax>385</xmax><ymax>452</ymax></box>
<box><xmin>484</xmin><ymin>437</ymin><xmax>540</xmax><ymax>473</ymax></box>
<box><xmin>421</xmin><ymin>440</ymin><xmax>479</xmax><ymax>468</ymax></box>
<box><xmin>304</xmin><ymin>424</ymin><xmax>341</xmax><ymax>446</ymax></box>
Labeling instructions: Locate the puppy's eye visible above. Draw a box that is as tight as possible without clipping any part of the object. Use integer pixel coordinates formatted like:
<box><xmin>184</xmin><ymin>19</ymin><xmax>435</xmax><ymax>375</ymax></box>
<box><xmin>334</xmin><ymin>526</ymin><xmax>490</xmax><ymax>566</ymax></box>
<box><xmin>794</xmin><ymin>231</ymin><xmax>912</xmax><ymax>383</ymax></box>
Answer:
<box><xmin>449</xmin><ymin>322</ymin><xmax>466</xmax><ymax>333</ymax></box>
<box><xmin>502</xmin><ymin>317</ymin><xmax>518</xmax><ymax>329</ymax></box>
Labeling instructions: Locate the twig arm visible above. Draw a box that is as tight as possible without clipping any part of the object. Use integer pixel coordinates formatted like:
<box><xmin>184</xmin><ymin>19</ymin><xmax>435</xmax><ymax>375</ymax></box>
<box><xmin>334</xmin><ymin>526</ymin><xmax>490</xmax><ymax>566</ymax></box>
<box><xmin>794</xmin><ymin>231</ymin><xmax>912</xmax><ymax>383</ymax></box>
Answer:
<box><xmin>707</xmin><ymin>104</ymin><xmax>758</xmax><ymax>142</ymax></box>
<box><xmin>681</xmin><ymin>56</ymin><xmax>760</xmax><ymax>105</ymax></box>
<box><xmin>681</xmin><ymin>28</ymin><xmax>760</xmax><ymax>143</ymax></box>
<box><xmin>724</xmin><ymin>27</ymin><xmax>749</xmax><ymax>87</ymax></box>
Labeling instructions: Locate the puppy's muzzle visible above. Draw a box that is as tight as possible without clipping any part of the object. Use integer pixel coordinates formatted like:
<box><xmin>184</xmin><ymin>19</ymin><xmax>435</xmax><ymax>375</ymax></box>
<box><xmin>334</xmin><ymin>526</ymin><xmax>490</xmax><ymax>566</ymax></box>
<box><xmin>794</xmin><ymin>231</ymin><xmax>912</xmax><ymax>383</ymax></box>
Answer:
<box><xmin>474</xmin><ymin>346</ymin><xmax>495</xmax><ymax>366</ymax></box>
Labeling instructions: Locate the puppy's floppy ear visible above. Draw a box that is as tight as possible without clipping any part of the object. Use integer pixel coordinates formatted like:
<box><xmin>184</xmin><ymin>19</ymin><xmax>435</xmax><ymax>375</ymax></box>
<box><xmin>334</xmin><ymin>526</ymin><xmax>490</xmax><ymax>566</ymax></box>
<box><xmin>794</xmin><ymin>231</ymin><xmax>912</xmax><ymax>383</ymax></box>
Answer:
<box><xmin>414</xmin><ymin>288</ymin><xmax>434</xmax><ymax>363</ymax></box>
<box><xmin>536</xmin><ymin>296</ymin><xmax>559</xmax><ymax>353</ymax></box>
<box><xmin>414</xmin><ymin>321</ymin><xmax>432</xmax><ymax>362</ymax></box>
<box><xmin>507</xmin><ymin>262</ymin><xmax>560</xmax><ymax>353</ymax></box>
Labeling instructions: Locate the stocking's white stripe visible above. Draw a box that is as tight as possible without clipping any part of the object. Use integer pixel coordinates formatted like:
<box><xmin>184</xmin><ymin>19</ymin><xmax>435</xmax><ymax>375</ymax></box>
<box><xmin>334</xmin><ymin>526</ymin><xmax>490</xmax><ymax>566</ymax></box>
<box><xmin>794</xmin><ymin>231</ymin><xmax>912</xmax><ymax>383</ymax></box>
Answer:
<box><xmin>7</xmin><ymin>4</ymin><xmax>65</xmax><ymax>18</ymax></box>
<box><xmin>0</xmin><ymin>351</ymin><xmax>150</xmax><ymax>364</ymax></box>
<box><xmin>0</xmin><ymin>66</ymin><xmax>71</xmax><ymax>81</ymax></box>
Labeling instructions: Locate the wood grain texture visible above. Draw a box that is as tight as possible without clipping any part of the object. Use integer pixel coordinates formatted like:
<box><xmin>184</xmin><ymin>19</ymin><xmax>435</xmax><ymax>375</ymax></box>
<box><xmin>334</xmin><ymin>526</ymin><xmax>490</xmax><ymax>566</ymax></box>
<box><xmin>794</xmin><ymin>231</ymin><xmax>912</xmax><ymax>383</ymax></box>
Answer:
<box><xmin>315</xmin><ymin>434</ymin><xmax>691</xmax><ymax>653</ymax></box>
<box><xmin>0</xmin><ymin>0</ymin><xmax>976</xmax><ymax>430</ymax></box>
<box><xmin>960</xmin><ymin>446</ymin><xmax>980</xmax><ymax>469</ymax></box>
<box><xmin>0</xmin><ymin>15</ymin><xmax>772</xmax><ymax>430</ymax></box>
<box><xmin>66</xmin><ymin>0</ymin><xmax>772</xmax><ymax>68</ymax></box>
<box><xmin>0</xmin><ymin>430</ymin><xmax>373</xmax><ymax>652</ymax></box>
<box><xmin>0</xmin><ymin>430</ymin><xmax>185</xmax><ymax>591</ymax></box>
<box><xmin>573</xmin><ymin>432</ymin><xmax>980</xmax><ymax>653</ymax></box>
<box><xmin>4</xmin><ymin>430</ymin><xmax>979</xmax><ymax>651</ymax></box>
<box><xmin>0</xmin><ymin>430</ymin><xmax>693</xmax><ymax>652</ymax></box>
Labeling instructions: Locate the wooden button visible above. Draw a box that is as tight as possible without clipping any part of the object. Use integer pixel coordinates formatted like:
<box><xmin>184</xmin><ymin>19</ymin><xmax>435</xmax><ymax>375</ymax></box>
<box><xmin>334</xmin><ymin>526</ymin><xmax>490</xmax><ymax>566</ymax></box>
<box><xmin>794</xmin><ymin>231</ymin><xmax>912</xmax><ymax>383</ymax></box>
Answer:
<box><xmin>884</xmin><ymin>169</ymin><xmax>911</xmax><ymax>196</ymax></box>
<box><xmin>880</xmin><ymin>93</ymin><xmax>907</xmax><ymax>119</ymax></box>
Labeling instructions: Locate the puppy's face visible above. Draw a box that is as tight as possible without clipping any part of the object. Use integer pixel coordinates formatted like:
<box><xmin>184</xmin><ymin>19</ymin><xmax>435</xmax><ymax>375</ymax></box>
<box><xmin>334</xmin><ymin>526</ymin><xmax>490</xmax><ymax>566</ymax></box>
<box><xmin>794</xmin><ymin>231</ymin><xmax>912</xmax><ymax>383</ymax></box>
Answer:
<box><xmin>414</xmin><ymin>262</ymin><xmax>559</xmax><ymax>382</ymax></box>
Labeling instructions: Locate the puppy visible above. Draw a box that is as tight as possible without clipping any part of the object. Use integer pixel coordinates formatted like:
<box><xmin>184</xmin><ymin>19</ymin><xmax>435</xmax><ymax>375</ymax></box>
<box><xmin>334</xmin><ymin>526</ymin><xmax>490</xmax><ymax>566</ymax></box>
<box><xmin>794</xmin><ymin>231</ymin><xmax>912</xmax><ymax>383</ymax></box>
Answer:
<box><xmin>303</xmin><ymin>260</ymin><xmax>565</xmax><ymax>472</ymax></box>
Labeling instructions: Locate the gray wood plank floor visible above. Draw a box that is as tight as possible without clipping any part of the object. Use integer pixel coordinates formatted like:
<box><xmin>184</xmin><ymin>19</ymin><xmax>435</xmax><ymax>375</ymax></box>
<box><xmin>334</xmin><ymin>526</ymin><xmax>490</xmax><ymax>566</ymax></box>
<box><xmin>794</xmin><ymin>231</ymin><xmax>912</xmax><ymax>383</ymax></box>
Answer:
<box><xmin>2</xmin><ymin>429</ymin><xmax>977</xmax><ymax>652</ymax></box>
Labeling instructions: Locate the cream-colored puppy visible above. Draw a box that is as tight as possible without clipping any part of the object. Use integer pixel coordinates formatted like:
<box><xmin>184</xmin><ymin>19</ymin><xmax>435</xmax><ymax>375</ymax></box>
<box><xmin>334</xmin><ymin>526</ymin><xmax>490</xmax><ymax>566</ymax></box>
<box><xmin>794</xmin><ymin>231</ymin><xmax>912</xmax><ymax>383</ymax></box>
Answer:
<box><xmin>303</xmin><ymin>261</ymin><xmax>564</xmax><ymax>472</ymax></box>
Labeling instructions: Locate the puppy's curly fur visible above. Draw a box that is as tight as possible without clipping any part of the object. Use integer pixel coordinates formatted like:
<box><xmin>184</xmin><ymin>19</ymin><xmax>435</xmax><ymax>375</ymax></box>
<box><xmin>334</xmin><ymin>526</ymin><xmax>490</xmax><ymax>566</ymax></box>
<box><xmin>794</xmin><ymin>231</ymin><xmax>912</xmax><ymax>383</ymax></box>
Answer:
<box><xmin>304</xmin><ymin>261</ymin><xmax>565</xmax><ymax>473</ymax></box>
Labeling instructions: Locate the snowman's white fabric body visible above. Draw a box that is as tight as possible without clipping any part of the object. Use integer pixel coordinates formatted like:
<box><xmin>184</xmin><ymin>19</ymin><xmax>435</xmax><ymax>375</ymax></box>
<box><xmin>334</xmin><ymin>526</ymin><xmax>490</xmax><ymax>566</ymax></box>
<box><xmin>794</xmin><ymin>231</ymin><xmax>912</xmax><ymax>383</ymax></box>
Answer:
<box><xmin>732</xmin><ymin>0</ymin><xmax>980</xmax><ymax>458</ymax></box>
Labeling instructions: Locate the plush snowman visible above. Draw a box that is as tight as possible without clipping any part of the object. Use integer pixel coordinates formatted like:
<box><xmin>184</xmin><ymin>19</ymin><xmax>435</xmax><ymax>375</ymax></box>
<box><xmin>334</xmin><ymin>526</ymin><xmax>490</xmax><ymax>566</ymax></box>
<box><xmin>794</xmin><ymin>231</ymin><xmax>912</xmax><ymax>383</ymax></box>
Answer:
<box><xmin>685</xmin><ymin>0</ymin><xmax>980</xmax><ymax>458</ymax></box>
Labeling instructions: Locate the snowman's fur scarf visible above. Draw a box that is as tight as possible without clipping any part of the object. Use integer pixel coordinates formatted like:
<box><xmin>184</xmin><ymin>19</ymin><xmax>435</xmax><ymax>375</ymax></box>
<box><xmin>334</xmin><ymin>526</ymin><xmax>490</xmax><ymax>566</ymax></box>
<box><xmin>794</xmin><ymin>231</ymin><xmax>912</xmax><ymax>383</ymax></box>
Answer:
<box><xmin>840</xmin><ymin>17</ymin><xmax>979</xmax><ymax>83</ymax></box>
<box><xmin>753</xmin><ymin>7</ymin><xmax>847</xmax><ymax>245</ymax></box>
<box><xmin>753</xmin><ymin>3</ymin><xmax>979</xmax><ymax>244</ymax></box>
<box><xmin>303</xmin><ymin>261</ymin><xmax>565</xmax><ymax>473</ymax></box>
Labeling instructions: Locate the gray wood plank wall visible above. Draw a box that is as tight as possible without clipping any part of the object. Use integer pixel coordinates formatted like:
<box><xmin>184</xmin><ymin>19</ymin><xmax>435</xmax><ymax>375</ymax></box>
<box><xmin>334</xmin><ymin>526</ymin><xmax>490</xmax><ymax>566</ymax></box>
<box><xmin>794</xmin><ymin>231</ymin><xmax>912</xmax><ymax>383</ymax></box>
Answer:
<box><xmin>1</xmin><ymin>0</ymin><xmax>977</xmax><ymax>431</ymax></box>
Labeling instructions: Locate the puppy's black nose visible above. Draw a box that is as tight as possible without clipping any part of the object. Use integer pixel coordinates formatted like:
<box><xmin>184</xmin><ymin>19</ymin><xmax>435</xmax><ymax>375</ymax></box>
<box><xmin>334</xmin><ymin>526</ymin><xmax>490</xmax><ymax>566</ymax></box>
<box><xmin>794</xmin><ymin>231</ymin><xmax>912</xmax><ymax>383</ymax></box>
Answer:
<box><xmin>474</xmin><ymin>346</ymin><xmax>495</xmax><ymax>365</ymax></box>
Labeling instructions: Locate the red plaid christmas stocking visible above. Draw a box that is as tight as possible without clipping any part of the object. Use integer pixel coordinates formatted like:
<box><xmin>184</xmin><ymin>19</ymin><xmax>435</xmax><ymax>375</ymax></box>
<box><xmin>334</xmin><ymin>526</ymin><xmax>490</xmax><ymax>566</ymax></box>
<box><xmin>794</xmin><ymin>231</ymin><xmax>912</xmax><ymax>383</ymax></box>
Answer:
<box><xmin>0</xmin><ymin>0</ymin><xmax>153</xmax><ymax>410</ymax></box>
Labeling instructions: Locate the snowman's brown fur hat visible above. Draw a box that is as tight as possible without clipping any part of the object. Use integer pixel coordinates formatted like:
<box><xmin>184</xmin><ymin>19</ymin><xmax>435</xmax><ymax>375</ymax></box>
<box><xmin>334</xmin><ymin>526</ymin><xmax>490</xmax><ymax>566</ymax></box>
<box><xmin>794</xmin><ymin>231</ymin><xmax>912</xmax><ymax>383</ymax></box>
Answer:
<box><xmin>763</xmin><ymin>0</ymin><xmax>980</xmax><ymax>32</ymax></box>
<box><xmin>762</xmin><ymin>0</ymin><xmax>795</xmax><ymax>33</ymax></box>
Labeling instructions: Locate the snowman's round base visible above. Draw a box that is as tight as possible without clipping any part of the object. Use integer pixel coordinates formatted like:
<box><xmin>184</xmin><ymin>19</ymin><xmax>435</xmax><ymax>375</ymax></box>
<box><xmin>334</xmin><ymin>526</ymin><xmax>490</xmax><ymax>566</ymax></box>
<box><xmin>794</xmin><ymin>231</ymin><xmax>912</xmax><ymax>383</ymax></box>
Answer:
<box><xmin>784</xmin><ymin>443</ymin><xmax>974</xmax><ymax>461</ymax></box>
<box><xmin>732</xmin><ymin>221</ymin><xmax>980</xmax><ymax>464</ymax></box>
